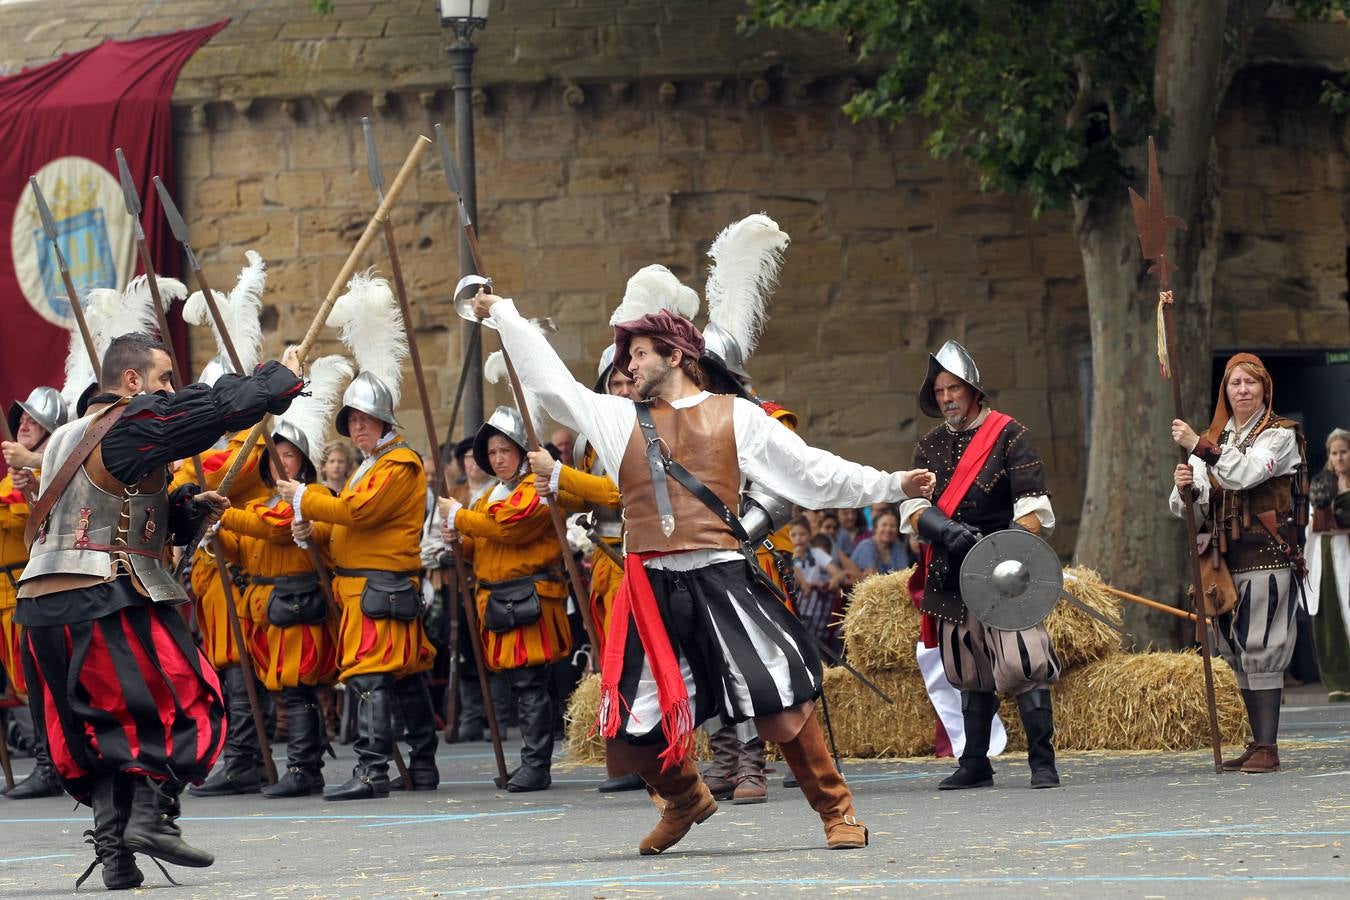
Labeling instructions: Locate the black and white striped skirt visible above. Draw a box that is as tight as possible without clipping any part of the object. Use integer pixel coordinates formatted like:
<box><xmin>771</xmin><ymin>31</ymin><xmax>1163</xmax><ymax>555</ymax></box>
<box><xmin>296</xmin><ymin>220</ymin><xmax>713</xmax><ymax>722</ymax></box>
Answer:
<box><xmin>611</xmin><ymin>559</ymin><xmax>822</xmax><ymax>742</ymax></box>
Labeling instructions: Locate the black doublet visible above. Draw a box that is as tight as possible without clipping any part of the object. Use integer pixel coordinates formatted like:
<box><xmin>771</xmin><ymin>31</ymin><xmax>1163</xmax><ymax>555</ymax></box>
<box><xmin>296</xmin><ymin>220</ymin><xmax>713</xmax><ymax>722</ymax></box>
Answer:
<box><xmin>912</xmin><ymin>415</ymin><xmax>1049</xmax><ymax>623</ymax></box>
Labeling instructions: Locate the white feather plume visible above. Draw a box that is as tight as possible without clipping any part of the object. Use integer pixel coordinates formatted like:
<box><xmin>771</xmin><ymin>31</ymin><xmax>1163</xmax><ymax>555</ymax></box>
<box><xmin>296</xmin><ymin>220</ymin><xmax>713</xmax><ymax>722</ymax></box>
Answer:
<box><xmin>61</xmin><ymin>280</ymin><xmax>168</xmax><ymax>407</ymax></box>
<box><xmin>484</xmin><ymin>350</ymin><xmax>507</xmax><ymax>385</ymax></box>
<box><xmin>275</xmin><ymin>353</ymin><xmax>352</xmax><ymax>464</ymax></box>
<box><xmin>183</xmin><ymin>250</ymin><xmax>265</xmax><ymax>373</ymax></box>
<box><xmin>124</xmin><ymin>274</ymin><xmax>187</xmax><ymax>314</ymax></box>
<box><xmin>326</xmin><ymin>268</ymin><xmax>407</xmax><ymax>407</ymax></box>
<box><xmin>704</xmin><ymin>213</ymin><xmax>789</xmax><ymax>357</ymax></box>
<box><xmin>608</xmin><ymin>264</ymin><xmax>700</xmax><ymax>326</ymax></box>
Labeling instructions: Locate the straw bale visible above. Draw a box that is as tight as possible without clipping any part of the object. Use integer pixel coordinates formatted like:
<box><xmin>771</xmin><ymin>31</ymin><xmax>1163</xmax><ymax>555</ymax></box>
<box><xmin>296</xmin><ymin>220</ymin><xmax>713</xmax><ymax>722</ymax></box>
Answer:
<box><xmin>1053</xmin><ymin>566</ymin><xmax>1125</xmax><ymax>668</ymax></box>
<box><xmin>1051</xmin><ymin>652</ymin><xmax>1247</xmax><ymax>750</ymax></box>
<box><xmin>817</xmin><ymin>666</ymin><xmax>935</xmax><ymax>758</ymax></box>
<box><xmin>839</xmin><ymin>568</ymin><xmax>921</xmax><ymax>675</ymax></box>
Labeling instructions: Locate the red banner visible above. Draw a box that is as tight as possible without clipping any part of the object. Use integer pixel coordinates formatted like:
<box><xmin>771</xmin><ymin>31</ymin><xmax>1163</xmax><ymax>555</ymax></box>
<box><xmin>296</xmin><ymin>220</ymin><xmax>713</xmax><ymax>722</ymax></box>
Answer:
<box><xmin>0</xmin><ymin>21</ymin><xmax>227</xmax><ymax>414</ymax></box>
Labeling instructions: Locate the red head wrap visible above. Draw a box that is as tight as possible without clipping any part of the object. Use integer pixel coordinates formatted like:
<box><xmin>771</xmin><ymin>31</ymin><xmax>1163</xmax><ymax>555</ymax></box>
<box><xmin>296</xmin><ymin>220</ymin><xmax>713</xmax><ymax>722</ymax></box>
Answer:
<box><xmin>612</xmin><ymin>310</ymin><xmax>705</xmax><ymax>380</ymax></box>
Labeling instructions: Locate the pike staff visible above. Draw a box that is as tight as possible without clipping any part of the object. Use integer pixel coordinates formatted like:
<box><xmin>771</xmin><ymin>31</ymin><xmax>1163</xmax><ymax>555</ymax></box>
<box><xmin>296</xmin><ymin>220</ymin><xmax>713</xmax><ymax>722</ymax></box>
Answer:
<box><xmin>433</xmin><ymin>124</ymin><xmax>606</xmax><ymax>670</ymax></box>
<box><xmin>29</xmin><ymin>178</ymin><xmax>101</xmax><ymax>383</ymax></box>
<box><xmin>1128</xmin><ymin>135</ymin><xmax>1223</xmax><ymax>773</ymax></box>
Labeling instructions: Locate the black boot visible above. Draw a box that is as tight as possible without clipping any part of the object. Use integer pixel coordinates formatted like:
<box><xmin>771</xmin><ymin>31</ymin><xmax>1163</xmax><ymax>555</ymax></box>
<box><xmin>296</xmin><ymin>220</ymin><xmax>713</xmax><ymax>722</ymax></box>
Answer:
<box><xmin>263</xmin><ymin>686</ymin><xmax>326</xmax><ymax>798</ymax></box>
<box><xmin>189</xmin><ymin>666</ymin><xmax>264</xmax><ymax>797</ymax></box>
<box><xmin>506</xmin><ymin>665</ymin><xmax>553</xmax><ymax>792</ymax></box>
<box><xmin>456</xmin><ymin>673</ymin><xmax>487</xmax><ymax>742</ymax></box>
<box><xmin>490</xmin><ymin>672</ymin><xmax>514</xmax><ymax>739</ymax></box>
<box><xmin>122</xmin><ymin>777</ymin><xmax>214</xmax><ymax>868</ymax></box>
<box><xmin>939</xmin><ymin>691</ymin><xmax>998</xmax><ymax>790</ymax></box>
<box><xmin>75</xmin><ymin>776</ymin><xmax>143</xmax><ymax>890</ymax></box>
<box><xmin>1017</xmin><ymin>688</ymin><xmax>1060</xmax><ymax>788</ymax></box>
<box><xmin>325</xmin><ymin>675</ymin><xmax>394</xmax><ymax>801</ymax></box>
<box><xmin>391</xmin><ymin>676</ymin><xmax>440</xmax><ymax>790</ymax></box>
<box><xmin>4</xmin><ymin>731</ymin><xmax>64</xmax><ymax>799</ymax></box>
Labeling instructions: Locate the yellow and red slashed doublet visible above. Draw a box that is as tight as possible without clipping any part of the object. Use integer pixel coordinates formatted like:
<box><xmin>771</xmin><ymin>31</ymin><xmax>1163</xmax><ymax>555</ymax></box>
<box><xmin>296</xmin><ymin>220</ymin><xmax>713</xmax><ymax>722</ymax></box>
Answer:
<box><xmin>0</xmin><ymin>473</ymin><xmax>31</xmax><ymax>697</ymax></box>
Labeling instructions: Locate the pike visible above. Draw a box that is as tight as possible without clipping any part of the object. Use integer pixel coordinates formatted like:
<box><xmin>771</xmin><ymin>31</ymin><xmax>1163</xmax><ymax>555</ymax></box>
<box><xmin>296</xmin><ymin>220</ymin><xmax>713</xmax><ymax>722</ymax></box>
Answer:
<box><xmin>362</xmin><ymin>118</ymin><xmax>505</xmax><ymax>782</ymax></box>
<box><xmin>115</xmin><ymin>150</ymin><xmax>185</xmax><ymax>381</ymax></box>
<box><xmin>434</xmin><ymin>124</ymin><xmax>482</xmax><ymax>447</ymax></box>
<box><xmin>30</xmin><ymin>178</ymin><xmax>101</xmax><ymax>383</ymax></box>
<box><xmin>433</xmin><ymin>125</ymin><xmax>605</xmax><ymax>675</ymax></box>
<box><xmin>1128</xmin><ymin>135</ymin><xmax>1224</xmax><ymax>774</ymax></box>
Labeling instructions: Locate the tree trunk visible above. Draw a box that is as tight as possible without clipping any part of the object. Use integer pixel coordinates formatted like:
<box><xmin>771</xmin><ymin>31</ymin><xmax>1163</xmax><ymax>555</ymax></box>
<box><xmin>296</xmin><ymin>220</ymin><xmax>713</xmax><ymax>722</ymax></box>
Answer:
<box><xmin>1071</xmin><ymin>0</ymin><xmax>1244</xmax><ymax>644</ymax></box>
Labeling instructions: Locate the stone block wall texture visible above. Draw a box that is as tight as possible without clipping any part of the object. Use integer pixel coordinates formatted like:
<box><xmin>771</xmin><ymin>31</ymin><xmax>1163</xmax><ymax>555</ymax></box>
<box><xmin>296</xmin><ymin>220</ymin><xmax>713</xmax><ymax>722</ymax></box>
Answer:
<box><xmin>1</xmin><ymin>1</ymin><xmax>1346</xmax><ymax>553</ymax></box>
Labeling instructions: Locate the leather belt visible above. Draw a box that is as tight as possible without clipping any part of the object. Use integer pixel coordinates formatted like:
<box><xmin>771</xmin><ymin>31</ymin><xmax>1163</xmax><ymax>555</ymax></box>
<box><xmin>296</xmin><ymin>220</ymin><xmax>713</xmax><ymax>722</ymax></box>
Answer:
<box><xmin>634</xmin><ymin>403</ymin><xmax>676</xmax><ymax>537</ymax></box>
<box><xmin>334</xmin><ymin>567</ymin><xmax>420</xmax><ymax>579</ymax></box>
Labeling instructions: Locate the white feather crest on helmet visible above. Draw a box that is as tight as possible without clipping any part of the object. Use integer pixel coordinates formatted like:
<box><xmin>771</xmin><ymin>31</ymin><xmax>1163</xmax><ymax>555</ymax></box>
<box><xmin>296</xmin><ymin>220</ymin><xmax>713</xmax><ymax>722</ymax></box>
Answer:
<box><xmin>183</xmin><ymin>249</ymin><xmax>265</xmax><ymax>373</ymax></box>
<box><xmin>274</xmin><ymin>353</ymin><xmax>353</xmax><ymax>465</ymax></box>
<box><xmin>704</xmin><ymin>213</ymin><xmax>789</xmax><ymax>357</ymax></box>
<box><xmin>326</xmin><ymin>268</ymin><xmax>407</xmax><ymax>407</ymax></box>
<box><xmin>62</xmin><ymin>274</ymin><xmax>186</xmax><ymax>408</ymax></box>
<box><xmin>608</xmin><ymin>264</ymin><xmax>700</xmax><ymax>326</ymax></box>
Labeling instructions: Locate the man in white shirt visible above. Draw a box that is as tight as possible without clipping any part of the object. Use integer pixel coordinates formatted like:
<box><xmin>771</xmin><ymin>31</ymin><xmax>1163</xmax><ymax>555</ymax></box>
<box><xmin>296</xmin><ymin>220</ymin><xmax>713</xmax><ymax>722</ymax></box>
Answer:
<box><xmin>471</xmin><ymin>291</ymin><xmax>933</xmax><ymax>856</ymax></box>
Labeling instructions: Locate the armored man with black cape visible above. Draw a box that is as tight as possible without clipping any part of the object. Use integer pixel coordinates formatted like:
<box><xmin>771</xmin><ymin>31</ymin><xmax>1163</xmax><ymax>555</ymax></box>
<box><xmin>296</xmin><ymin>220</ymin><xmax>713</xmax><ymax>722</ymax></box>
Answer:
<box><xmin>471</xmin><ymin>291</ymin><xmax>935</xmax><ymax>855</ymax></box>
<box><xmin>17</xmin><ymin>334</ymin><xmax>302</xmax><ymax>889</ymax></box>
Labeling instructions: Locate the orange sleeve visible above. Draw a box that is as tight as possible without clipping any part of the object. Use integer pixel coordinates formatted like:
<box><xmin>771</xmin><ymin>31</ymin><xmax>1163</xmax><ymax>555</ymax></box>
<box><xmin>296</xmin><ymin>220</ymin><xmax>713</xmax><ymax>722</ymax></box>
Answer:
<box><xmin>300</xmin><ymin>461</ymin><xmax>420</xmax><ymax>528</ymax></box>
<box><xmin>557</xmin><ymin>466</ymin><xmax>621</xmax><ymax>508</ymax></box>
<box><xmin>454</xmin><ymin>484</ymin><xmax>556</xmax><ymax>545</ymax></box>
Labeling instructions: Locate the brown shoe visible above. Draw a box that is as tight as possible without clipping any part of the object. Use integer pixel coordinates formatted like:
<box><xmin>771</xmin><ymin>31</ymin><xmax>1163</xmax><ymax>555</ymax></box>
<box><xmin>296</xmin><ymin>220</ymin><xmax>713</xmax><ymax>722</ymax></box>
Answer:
<box><xmin>777</xmin><ymin>711</ymin><xmax>868</xmax><ymax>850</ymax></box>
<box><xmin>701</xmin><ymin>725</ymin><xmax>741</xmax><ymax>801</ymax></box>
<box><xmin>639</xmin><ymin>757</ymin><xmax>718</xmax><ymax>855</ymax></box>
<box><xmin>1221</xmin><ymin>742</ymin><xmax>1258</xmax><ymax>771</ymax></box>
<box><xmin>732</xmin><ymin>773</ymin><xmax>767</xmax><ymax>804</ymax></box>
<box><xmin>732</xmin><ymin>736</ymin><xmax>768</xmax><ymax>804</ymax></box>
<box><xmin>1239</xmin><ymin>744</ymin><xmax>1279</xmax><ymax>773</ymax></box>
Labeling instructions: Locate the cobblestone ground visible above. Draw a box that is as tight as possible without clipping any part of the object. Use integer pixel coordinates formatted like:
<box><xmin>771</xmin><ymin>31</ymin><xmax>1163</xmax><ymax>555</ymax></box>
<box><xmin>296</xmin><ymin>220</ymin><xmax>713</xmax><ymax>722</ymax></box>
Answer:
<box><xmin>1</xmin><ymin>695</ymin><xmax>1345</xmax><ymax>898</ymax></box>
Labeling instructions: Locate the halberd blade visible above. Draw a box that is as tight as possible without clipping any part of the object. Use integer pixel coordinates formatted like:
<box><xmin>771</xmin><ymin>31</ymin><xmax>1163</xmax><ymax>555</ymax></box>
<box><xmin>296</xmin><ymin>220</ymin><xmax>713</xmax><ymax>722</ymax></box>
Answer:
<box><xmin>362</xmin><ymin>116</ymin><xmax>386</xmax><ymax>198</ymax></box>
<box><xmin>153</xmin><ymin>176</ymin><xmax>190</xmax><ymax>243</ymax></box>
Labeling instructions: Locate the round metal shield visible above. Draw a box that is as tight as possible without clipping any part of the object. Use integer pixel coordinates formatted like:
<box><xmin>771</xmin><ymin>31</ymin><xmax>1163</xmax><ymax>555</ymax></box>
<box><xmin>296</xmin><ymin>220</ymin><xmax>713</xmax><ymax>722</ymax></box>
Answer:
<box><xmin>959</xmin><ymin>529</ymin><xmax>1063</xmax><ymax>631</ymax></box>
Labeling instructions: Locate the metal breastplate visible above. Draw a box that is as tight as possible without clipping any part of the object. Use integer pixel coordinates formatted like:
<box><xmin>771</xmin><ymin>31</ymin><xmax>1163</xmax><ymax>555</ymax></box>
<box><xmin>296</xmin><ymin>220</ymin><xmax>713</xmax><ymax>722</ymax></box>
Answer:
<box><xmin>20</xmin><ymin>419</ymin><xmax>180</xmax><ymax>603</ymax></box>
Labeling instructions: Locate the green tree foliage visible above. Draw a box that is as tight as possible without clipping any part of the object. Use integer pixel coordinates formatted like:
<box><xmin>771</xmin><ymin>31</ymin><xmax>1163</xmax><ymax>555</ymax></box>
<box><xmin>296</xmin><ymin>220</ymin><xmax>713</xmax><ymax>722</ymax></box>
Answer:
<box><xmin>744</xmin><ymin>1</ymin><xmax>1346</xmax><ymax>212</ymax></box>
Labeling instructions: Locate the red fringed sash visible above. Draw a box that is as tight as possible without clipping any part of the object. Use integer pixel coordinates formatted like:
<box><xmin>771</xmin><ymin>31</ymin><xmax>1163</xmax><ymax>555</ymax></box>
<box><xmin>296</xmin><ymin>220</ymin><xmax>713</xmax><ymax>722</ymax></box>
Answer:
<box><xmin>596</xmin><ymin>551</ymin><xmax>695</xmax><ymax>772</ymax></box>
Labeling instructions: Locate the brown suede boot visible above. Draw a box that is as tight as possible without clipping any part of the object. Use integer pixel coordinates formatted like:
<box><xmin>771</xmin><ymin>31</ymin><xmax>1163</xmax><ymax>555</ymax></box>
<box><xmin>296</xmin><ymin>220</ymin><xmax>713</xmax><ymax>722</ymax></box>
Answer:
<box><xmin>1222</xmin><ymin>742</ymin><xmax>1258</xmax><ymax>771</ymax></box>
<box><xmin>1239</xmin><ymin>744</ymin><xmax>1280</xmax><ymax>773</ymax></box>
<box><xmin>778</xmin><ymin>712</ymin><xmax>867</xmax><ymax>850</ymax></box>
<box><xmin>637</xmin><ymin>755</ymin><xmax>717</xmax><ymax>856</ymax></box>
<box><xmin>701</xmin><ymin>725</ymin><xmax>740</xmax><ymax>801</ymax></box>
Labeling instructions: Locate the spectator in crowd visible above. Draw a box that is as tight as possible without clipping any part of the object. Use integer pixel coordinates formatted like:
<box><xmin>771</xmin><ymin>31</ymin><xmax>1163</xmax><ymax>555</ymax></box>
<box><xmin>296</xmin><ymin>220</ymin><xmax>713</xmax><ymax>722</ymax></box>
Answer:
<box><xmin>834</xmin><ymin>507</ymin><xmax>870</xmax><ymax>557</ymax></box>
<box><xmin>851</xmin><ymin>509</ymin><xmax>911</xmax><ymax>576</ymax></box>
<box><xmin>788</xmin><ymin>517</ymin><xmax>845</xmax><ymax>650</ymax></box>
<box><xmin>551</xmin><ymin>428</ymin><xmax>575</xmax><ymax>464</ymax></box>
<box><xmin>1309</xmin><ymin>427</ymin><xmax>1350</xmax><ymax>702</ymax></box>
<box><xmin>321</xmin><ymin>440</ymin><xmax>355</xmax><ymax>492</ymax></box>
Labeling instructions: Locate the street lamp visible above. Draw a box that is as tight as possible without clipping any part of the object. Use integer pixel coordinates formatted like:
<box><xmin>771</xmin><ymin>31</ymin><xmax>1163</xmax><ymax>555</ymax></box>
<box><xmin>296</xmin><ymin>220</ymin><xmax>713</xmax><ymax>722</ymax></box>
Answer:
<box><xmin>439</xmin><ymin>0</ymin><xmax>490</xmax><ymax>436</ymax></box>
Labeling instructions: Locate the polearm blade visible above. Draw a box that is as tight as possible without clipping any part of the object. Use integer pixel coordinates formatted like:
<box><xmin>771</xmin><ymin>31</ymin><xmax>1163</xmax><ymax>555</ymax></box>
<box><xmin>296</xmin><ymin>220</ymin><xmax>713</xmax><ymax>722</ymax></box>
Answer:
<box><xmin>152</xmin><ymin>176</ymin><xmax>202</xmax><ymax>273</ymax></box>
<box><xmin>115</xmin><ymin>149</ymin><xmax>183</xmax><ymax>383</ymax></box>
<box><xmin>434</xmin><ymin>123</ymin><xmax>474</xmax><ymax>230</ymax></box>
<box><xmin>29</xmin><ymin>176</ymin><xmax>101</xmax><ymax>382</ymax></box>
<box><xmin>1129</xmin><ymin>134</ymin><xmax>1223</xmax><ymax>774</ymax></box>
<box><xmin>361</xmin><ymin>116</ymin><xmax>386</xmax><ymax>202</ymax></box>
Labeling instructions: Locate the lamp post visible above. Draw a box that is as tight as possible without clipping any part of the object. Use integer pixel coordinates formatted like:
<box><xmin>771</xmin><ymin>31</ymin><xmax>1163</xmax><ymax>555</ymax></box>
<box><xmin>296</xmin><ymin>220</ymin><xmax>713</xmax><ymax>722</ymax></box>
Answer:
<box><xmin>438</xmin><ymin>0</ymin><xmax>490</xmax><ymax>437</ymax></box>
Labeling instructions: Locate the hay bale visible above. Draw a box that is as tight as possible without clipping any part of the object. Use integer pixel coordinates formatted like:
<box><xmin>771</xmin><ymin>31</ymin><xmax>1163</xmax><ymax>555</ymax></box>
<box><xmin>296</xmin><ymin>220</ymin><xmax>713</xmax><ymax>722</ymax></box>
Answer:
<box><xmin>1052</xmin><ymin>651</ymin><xmax>1247</xmax><ymax>751</ymax></box>
<box><xmin>563</xmin><ymin>672</ymin><xmax>606</xmax><ymax>764</ymax></box>
<box><xmin>562</xmin><ymin>672</ymin><xmax>711</xmax><ymax>764</ymax></box>
<box><xmin>818</xmin><ymin>666</ymin><xmax>935</xmax><ymax>758</ymax></box>
<box><xmin>840</xmin><ymin>568</ymin><xmax>921</xmax><ymax>675</ymax></box>
<box><xmin>1053</xmin><ymin>567</ymin><xmax>1125</xmax><ymax>668</ymax></box>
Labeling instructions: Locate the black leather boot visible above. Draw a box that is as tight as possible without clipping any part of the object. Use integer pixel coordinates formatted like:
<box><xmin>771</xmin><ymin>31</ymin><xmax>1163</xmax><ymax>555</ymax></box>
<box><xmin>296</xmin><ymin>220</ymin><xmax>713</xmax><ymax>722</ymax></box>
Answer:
<box><xmin>75</xmin><ymin>776</ymin><xmax>143</xmax><ymax>890</ymax></box>
<box><xmin>3</xmin><ymin>731</ymin><xmax>64</xmax><ymax>799</ymax></box>
<box><xmin>325</xmin><ymin>675</ymin><xmax>393</xmax><ymax>801</ymax></box>
<box><xmin>939</xmin><ymin>691</ymin><xmax>998</xmax><ymax>790</ymax></box>
<box><xmin>264</xmin><ymin>686</ymin><xmax>326</xmax><ymax>798</ymax></box>
<box><xmin>122</xmin><ymin>777</ymin><xmax>214</xmax><ymax>868</ymax></box>
<box><xmin>391</xmin><ymin>676</ymin><xmax>440</xmax><ymax>790</ymax></box>
<box><xmin>1017</xmin><ymin>688</ymin><xmax>1060</xmax><ymax>788</ymax></box>
<box><xmin>456</xmin><ymin>673</ymin><xmax>487</xmax><ymax>742</ymax></box>
<box><xmin>189</xmin><ymin>666</ymin><xmax>264</xmax><ymax>797</ymax></box>
<box><xmin>506</xmin><ymin>665</ymin><xmax>553</xmax><ymax>792</ymax></box>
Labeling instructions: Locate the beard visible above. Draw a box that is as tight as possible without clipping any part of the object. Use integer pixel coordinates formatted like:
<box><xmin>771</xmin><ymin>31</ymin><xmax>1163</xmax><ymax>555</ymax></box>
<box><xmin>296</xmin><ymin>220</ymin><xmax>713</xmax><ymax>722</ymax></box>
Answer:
<box><xmin>635</xmin><ymin>361</ymin><xmax>673</xmax><ymax>400</ymax></box>
<box><xmin>943</xmin><ymin>407</ymin><xmax>970</xmax><ymax>428</ymax></box>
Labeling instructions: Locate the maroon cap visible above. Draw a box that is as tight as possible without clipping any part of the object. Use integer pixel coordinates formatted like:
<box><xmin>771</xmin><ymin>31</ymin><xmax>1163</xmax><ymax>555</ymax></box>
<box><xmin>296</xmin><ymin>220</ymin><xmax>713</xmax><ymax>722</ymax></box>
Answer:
<box><xmin>612</xmin><ymin>310</ymin><xmax>704</xmax><ymax>378</ymax></box>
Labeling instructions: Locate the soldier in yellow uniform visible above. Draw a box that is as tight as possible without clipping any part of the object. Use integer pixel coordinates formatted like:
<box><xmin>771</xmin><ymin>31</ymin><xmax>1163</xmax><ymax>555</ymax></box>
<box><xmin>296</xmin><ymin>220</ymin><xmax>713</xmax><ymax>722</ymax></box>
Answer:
<box><xmin>441</xmin><ymin>406</ymin><xmax>579</xmax><ymax>792</ymax></box>
<box><xmin>281</xmin><ymin>372</ymin><xmax>437</xmax><ymax>800</ymax></box>
<box><xmin>182</xmin><ymin>418</ymin><xmax>272</xmax><ymax>798</ymax></box>
<box><xmin>216</xmin><ymin>356</ymin><xmax>349</xmax><ymax>798</ymax></box>
<box><xmin>0</xmin><ymin>387</ymin><xmax>68</xmax><ymax>799</ymax></box>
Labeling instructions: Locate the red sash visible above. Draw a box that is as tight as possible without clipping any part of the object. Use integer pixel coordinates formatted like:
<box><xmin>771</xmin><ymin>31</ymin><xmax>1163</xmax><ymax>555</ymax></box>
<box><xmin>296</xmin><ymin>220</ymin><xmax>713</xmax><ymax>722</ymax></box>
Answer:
<box><xmin>908</xmin><ymin>411</ymin><xmax>1012</xmax><ymax>647</ymax></box>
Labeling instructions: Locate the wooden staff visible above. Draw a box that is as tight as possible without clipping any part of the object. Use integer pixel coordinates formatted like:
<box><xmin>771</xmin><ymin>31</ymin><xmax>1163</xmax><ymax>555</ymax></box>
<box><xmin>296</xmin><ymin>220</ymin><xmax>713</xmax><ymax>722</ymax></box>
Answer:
<box><xmin>29</xmin><ymin>178</ymin><xmax>100</xmax><ymax>384</ymax></box>
<box><xmin>363</xmin><ymin>119</ymin><xmax>507</xmax><ymax>782</ymax></box>
<box><xmin>0</xmin><ymin>415</ymin><xmax>37</xmax><ymax>505</ymax></box>
<box><xmin>433</xmin><ymin>125</ymin><xmax>604</xmax><ymax>666</ymax></box>
<box><xmin>1104</xmin><ymin>585</ymin><xmax>1198</xmax><ymax>623</ymax></box>
<box><xmin>1128</xmin><ymin>135</ymin><xmax>1223</xmax><ymax>772</ymax></box>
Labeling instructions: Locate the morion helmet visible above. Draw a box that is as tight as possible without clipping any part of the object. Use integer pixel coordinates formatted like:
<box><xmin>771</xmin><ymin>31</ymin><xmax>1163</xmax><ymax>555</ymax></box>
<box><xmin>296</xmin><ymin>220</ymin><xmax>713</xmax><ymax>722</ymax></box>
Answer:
<box><xmin>919</xmin><ymin>340</ymin><xmax>986</xmax><ymax>418</ymax></box>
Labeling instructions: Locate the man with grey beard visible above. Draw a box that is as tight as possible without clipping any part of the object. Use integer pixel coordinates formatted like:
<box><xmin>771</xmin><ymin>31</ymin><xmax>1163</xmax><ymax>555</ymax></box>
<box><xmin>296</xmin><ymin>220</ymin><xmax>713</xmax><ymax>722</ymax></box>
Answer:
<box><xmin>898</xmin><ymin>340</ymin><xmax>1062</xmax><ymax>792</ymax></box>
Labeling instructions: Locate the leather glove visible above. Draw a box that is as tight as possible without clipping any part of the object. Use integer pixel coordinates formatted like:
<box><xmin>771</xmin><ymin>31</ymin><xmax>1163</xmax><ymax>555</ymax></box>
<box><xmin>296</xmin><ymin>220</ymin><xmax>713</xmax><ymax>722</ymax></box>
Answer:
<box><xmin>916</xmin><ymin>507</ymin><xmax>980</xmax><ymax>560</ymax></box>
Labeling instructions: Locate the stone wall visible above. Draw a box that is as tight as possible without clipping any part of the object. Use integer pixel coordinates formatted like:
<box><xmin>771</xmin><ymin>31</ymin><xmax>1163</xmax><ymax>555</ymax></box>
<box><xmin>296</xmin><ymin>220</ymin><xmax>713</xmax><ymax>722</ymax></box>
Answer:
<box><xmin>1</xmin><ymin>0</ymin><xmax>1346</xmax><ymax>555</ymax></box>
